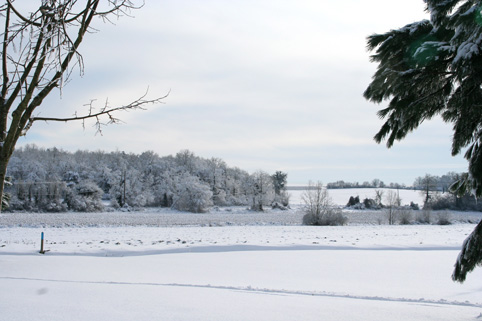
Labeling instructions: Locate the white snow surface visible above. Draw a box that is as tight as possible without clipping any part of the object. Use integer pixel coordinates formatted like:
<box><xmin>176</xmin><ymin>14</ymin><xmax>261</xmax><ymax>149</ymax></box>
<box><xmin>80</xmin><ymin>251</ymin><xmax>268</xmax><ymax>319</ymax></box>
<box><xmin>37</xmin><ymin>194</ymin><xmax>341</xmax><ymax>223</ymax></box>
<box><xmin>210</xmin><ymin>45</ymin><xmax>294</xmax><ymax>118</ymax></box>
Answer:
<box><xmin>2</xmin><ymin>196</ymin><xmax>482</xmax><ymax>320</ymax></box>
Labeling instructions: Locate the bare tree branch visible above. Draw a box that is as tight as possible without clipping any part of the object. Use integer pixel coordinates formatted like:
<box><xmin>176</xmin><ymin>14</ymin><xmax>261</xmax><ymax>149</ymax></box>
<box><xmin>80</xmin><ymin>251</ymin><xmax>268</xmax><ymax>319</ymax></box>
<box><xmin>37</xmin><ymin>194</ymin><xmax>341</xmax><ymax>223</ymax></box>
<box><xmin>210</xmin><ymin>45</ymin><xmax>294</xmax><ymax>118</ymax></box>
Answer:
<box><xmin>27</xmin><ymin>90</ymin><xmax>169</xmax><ymax>134</ymax></box>
<box><xmin>6</xmin><ymin>0</ymin><xmax>41</xmax><ymax>27</ymax></box>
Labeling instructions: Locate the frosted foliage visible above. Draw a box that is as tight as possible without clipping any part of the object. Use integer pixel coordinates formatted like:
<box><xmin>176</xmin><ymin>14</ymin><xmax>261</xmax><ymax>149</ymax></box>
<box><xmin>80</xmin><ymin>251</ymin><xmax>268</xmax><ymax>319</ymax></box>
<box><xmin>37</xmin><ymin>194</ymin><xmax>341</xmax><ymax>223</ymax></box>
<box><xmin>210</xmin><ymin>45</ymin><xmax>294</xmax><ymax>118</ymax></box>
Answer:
<box><xmin>454</xmin><ymin>39</ymin><xmax>481</xmax><ymax>63</ymax></box>
<box><xmin>172</xmin><ymin>175</ymin><xmax>213</xmax><ymax>213</ymax></box>
<box><xmin>453</xmin><ymin>220</ymin><xmax>482</xmax><ymax>282</ymax></box>
<box><xmin>246</xmin><ymin>171</ymin><xmax>275</xmax><ymax>211</ymax></box>
<box><xmin>4</xmin><ymin>146</ymin><xmax>258</xmax><ymax>211</ymax></box>
<box><xmin>66</xmin><ymin>181</ymin><xmax>104</xmax><ymax>212</ymax></box>
<box><xmin>399</xmin><ymin>19</ymin><xmax>431</xmax><ymax>34</ymax></box>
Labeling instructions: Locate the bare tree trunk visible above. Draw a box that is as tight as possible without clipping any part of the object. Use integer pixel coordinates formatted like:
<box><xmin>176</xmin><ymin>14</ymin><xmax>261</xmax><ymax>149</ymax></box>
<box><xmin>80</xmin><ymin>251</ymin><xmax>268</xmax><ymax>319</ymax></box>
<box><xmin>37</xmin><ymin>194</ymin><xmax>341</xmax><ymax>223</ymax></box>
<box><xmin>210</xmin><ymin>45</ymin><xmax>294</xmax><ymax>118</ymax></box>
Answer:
<box><xmin>0</xmin><ymin>151</ymin><xmax>10</xmax><ymax>212</ymax></box>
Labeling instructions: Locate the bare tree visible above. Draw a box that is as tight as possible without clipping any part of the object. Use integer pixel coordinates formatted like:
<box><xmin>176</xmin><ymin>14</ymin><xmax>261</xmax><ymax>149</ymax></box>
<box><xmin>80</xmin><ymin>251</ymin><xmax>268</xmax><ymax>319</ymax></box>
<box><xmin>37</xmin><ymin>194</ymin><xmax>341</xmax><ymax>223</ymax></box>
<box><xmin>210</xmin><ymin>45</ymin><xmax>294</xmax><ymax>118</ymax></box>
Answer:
<box><xmin>247</xmin><ymin>170</ymin><xmax>274</xmax><ymax>211</ymax></box>
<box><xmin>374</xmin><ymin>189</ymin><xmax>384</xmax><ymax>207</ymax></box>
<box><xmin>0</xmin><ymin>1</ymin><xmax>165</xmax><ymax>208</ymax></box>
<box><xmin>385</xmin><ymin>190</ymin><xmax>399</xmax><ymax>225</ymax></box>
<box><xmin>414</xmin><ymin>174</ymin><xmax>438</xmax><ymax>206</ymax></box>
<box><xmin>301</xmin><ymin>181</ymin><xmax>347</xmax><ymax>226</ymax></box>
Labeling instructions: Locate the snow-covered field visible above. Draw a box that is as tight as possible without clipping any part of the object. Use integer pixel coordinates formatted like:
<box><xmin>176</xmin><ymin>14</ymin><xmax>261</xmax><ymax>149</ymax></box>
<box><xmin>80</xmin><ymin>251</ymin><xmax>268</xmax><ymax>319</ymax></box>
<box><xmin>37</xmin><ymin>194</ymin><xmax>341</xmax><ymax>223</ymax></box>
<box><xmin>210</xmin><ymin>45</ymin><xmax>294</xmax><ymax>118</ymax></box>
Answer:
<box><xmin>289</xmin><ymin>187</ymin><xmax>426</xmax><ymax>206</ymax></box>
<box><xmin>2</xmin><ymin>189</ymin><xmax>482</xmax><ymax>321</ymax></box>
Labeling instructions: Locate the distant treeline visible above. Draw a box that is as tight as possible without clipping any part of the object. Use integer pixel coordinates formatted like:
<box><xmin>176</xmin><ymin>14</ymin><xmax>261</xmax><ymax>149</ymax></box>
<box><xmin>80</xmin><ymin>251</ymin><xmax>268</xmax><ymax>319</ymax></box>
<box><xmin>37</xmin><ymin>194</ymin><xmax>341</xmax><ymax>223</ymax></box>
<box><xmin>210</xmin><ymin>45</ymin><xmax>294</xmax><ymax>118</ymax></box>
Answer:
<box><xmin>323</xmin><ymin>173</ymin><xmax>461</xmax><ymax>192</ymax></box>
<box><xmin>5</xmin><ymin>145</ymin><xmax>288</xmax><ymax>213</ymax></box>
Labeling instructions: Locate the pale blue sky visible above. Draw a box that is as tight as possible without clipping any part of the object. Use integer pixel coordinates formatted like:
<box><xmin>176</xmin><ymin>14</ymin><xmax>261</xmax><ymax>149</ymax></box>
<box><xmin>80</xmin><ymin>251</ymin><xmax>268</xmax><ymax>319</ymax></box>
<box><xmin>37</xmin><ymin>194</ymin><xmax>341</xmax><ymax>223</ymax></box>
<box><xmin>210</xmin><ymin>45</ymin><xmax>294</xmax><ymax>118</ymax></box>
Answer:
<box><xmin>18</xmin><ymin>0</ymin><xmax>467</xmax><ymax>185</ymax></box>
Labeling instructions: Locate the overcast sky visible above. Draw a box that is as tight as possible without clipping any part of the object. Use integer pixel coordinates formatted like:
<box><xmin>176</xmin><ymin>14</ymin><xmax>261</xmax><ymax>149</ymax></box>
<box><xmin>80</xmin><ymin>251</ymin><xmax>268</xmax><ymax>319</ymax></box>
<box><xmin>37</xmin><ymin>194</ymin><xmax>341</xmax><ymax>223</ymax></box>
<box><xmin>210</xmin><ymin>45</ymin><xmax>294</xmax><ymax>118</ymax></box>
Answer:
<box><xmin>17</xmin><ymin>0</ymin><xmax>468</xmax><ymax>185</ymax></box>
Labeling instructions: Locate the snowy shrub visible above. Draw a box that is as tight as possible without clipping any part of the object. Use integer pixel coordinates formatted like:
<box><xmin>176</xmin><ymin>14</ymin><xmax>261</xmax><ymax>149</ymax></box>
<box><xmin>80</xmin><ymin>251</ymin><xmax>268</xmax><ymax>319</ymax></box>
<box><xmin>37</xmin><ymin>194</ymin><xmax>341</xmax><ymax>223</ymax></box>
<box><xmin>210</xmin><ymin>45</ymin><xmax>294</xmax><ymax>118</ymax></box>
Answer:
<box><xmin>225</xmin><ymin>193</ymin><xmax>247</xmax><ymax>206</ymax></box>
<box><xmin>397</xmin><ymin>208</ymin><xmax>413</xmax><ymax>225</ymax></box>
<box><xmin>415</xmin><ymin>209</ymin><xmax>432</xmax><ymax>224</ymax></box>
<box><xmin>6</xmin><ymin>181</ymin><xmax>68</xmax><ymax>212</ymax></box>
<box><xmin>346</xmin><ymin>196</ymin><xmax>360</xmax><ymax>207</ymax></box>
<box><xmin>301</xmin><ymin>181</ymin><xmax>347</xmax><ymax>226</ymax></box>
<box><xmin>428</xmin><ymin>193</ymin><xmax>453</xmax><ymax>210</ymax></box>
<box><xmin>65</xmin><ymin>181</ymin><xmax>104</xmax><ymax>212</ymax></box>
<box><xmin>436</xmin><ymin>211</ymin><xmax>452</xmax><ymax>225</ymax></box>
<box><xmin>110</xmin><ymin>197</ymin><xmax>121</xmax><ymax>209</ymax></box>
<box><xmin>303</xmin><ymin>208</ymin><xmax>347</xmax><ymax>226</ymax></box>
<box><xmin>410</xmin><ymin>202</ymin><xmax>420</xmax><ymax>210</ymax></box>
<box><xmin>5</xmin><ymin>194</ymin><xmax>35</xmax><ymax>212</ymax></box>
<box><xmin>363</xmin><ymin>198</ymin><xmax>378</xmax><ymax>209</ymax></box>
<box><xmin>272</xmin><ymin>191</ymin><xmax>290</xmax><ymax>210</ymax></box>
<box><xmin>160</xmin><ymin>192</ymin><xmax>174</xmax><ymax>207</ymax></box>
<box><xmin>43</xmin><ymin>201</ymin><xmax>68</xmax><ymax>212</ymax></box>
<box><xmin>246</xmin><ymin>171</ymin><xmax>275</xmax><ymax>211</ymax></box>
<box><xmin>172</xmin><ymin>175</ymin><xmax>213</xmax><ymax>213</ymax></box>
<box><xmin>271</xmin><ymin>202</ymin><xmax>288</xmax><ymax>210</ymax></box>
<box><xmin>427</xmin><ymin>193</ymin><xmax>482</xmax><ymax>211</ymax></box>
<box><xmin>213</xmin><ymin>190</ymin><xmax>227</xmax><ymax>206</ymax></box>
<box><xmin>134</xmin><ymin>193</ymin><xmax>148</xmax><ymax>208</ymax></box>
<box><xmin>274</xmin><ymin>190</ymin><xmax>290</xmax><ymax>207</ymax></box>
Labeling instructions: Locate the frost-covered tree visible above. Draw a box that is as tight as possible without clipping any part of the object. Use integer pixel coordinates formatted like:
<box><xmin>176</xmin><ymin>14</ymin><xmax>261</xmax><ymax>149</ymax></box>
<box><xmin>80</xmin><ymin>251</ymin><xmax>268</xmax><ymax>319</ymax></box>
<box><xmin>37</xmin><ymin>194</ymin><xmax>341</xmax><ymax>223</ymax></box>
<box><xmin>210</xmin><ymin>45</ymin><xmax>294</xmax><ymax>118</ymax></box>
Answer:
<box><xmin>65</xmin><ymin>180</ymin><xmax>104</xmax><ymax>212</ymax></box>
<box><xmin>172</xmin><ymin>174</ymin><xmax>213</xmax><ymax>213</ymax></box>
<box><xmin>223</xmin><ymin>166</ymin><xmax>250</xmax><ymax>205</ymax></box>
<box><xmin>246</xmin><ymin>170</ymin><xmax>274</xmax><ymax>211</ymax></box>
<box><xmin>364</xmin><ymin>0</ymin><xmax>482</xmax><ymax>282</ymax></box>
<box><xmin>272</xmin><ymin>171</ymin><xmax>287</xmax><ymax>195</ymax></box>
<box><xmin>198</xmin><ymin>157</ymin><xmax>228</xmax><ymax>205</ymax></box>
<box><xmin>271</xmin><ymin>171</ymin><xmax>289</xmax><ymax>207</ymax></box>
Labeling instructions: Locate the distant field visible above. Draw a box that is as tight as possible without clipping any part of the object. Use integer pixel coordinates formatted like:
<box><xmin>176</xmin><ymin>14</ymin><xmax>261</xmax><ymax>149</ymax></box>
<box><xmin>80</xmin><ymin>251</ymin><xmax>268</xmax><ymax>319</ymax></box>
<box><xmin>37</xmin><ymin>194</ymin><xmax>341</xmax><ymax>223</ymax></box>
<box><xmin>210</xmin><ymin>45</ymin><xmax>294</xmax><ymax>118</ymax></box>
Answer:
<box><xmin>288</xmin><ymin>188</ymin><xmax>425</xmax><ymax>206</ymax></box>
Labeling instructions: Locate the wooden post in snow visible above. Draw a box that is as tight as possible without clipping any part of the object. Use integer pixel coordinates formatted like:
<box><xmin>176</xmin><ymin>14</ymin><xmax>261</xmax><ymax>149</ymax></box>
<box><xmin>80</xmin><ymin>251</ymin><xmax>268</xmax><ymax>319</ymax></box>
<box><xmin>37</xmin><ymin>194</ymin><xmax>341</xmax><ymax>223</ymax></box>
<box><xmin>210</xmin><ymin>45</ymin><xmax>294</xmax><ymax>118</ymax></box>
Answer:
<box><xmin>39</xmin><ymin>232</ymin><xmax>45</xmax><ymax>254</ymax></box>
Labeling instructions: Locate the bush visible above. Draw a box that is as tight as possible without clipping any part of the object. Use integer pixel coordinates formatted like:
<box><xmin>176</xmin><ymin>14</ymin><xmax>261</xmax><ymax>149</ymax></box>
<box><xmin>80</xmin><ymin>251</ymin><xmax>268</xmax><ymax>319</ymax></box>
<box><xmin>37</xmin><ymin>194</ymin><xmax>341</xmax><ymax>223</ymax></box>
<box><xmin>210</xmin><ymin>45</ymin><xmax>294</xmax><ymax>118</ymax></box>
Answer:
<box><xmin>428</xmin><ymin>193</ymin><xmax>454</xmax><ymax>210</ymax></box>
<box><xmin>397</xmin><ymin>208</ymin><xmax>413</xmax><ymax>225</ymax></box>
<box><xmin>410</xmin><ymin>202</ymin><xmax>420</xmax><ymax>210</ymax></box>
<box><xmin>172</xmin><ymin>175</ymin><xmax>213</xmax><ymax>213</ymax></box>
<box><xmin>302</xmin><ymin>208</ymin><xmax>348</xmax><ymax>226</ymax></box>
<box><xmin>436</xmin><ymin>211</ymin><xmax>452</xmax><ymax>225</ymax></box>
<box><xmin>346</xmin><ymin>196</ymin><xmax>360</xmax><ymax>207</ymax></box>
<box><xmin>363</xmin><ymin>198</ymin><xmax>378</xmax><ymax>209</ymax></box>
<box><xmin>427</xmin><ymin>192</ymin><xmax>482</xmax><ymax>211</ymax></box>
<box><xmin>301</xmin><ymin>181</ymin><xmax>348</xmax><ymax>226</ymax></box>
<box><xmin>65</xmin><ymin>181</ymin><xmax>104</xmax><ymax>212</ymax></box>
<box><xmin>415</xmin><ymin>210</ymin><xmax>432</xmax><ymax>224</ymax></box>
<box><xmin>272</xmin><ymin>191</ymin><xmax>290</xmax><ymax>210</ymax></box>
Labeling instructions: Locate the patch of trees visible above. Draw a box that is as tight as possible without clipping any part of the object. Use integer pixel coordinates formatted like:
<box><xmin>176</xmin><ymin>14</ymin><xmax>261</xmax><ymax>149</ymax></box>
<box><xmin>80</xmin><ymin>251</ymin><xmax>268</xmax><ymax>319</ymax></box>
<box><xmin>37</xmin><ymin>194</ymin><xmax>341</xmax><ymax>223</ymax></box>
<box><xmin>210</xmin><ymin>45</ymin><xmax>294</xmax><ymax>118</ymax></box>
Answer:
<box><xmin>326</xmin><ymin>179</ymin><xmax>407</xmax><ymax>189</ymax></box>
<box><xmin>412</xmin><ymin>172</ymin><xmax>482</xmax><ymax>211</ymax></box>
<box><xmin>5</xmin><ymin>145</ymin><xmax>289</xmax><ymax>213</ymax></box>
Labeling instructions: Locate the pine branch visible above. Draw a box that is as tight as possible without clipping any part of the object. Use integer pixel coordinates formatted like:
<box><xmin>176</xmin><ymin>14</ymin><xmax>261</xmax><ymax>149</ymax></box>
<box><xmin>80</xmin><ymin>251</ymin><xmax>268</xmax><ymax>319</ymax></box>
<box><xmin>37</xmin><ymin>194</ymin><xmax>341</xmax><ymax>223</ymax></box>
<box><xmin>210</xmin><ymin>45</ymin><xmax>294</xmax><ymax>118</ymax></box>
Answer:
<box><xmin>453</xmin><ymin>219</ymin><xmax>482</xmax><ymax>282</ymax></box>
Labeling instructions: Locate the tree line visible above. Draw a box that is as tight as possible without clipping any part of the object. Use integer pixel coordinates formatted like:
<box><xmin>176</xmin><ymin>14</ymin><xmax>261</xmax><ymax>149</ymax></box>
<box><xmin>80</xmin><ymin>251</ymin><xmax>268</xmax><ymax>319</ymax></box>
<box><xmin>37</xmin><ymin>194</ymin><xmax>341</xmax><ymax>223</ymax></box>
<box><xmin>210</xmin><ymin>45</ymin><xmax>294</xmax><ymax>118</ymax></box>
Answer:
<box><xmin>326</xmin><ymin>172</ymin><xmax>460</xmax><ymax>192</ymax></box>
<box><xmin>4</xmin><ymin>145</ymin><xmax>289</xmax><ymax>213</ymax></box>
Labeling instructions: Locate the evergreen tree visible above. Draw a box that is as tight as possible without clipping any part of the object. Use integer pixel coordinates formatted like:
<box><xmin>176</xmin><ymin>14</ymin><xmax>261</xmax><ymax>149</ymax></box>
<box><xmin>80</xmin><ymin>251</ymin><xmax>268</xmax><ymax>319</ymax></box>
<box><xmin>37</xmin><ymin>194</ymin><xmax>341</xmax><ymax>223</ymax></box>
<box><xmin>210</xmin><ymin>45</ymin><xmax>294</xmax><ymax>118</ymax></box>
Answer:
<box><xmin>364</xmin><ymin>0</ymin><xmax>482</xmax><ymax>282</ymax></box>
<box><xmin>271</xmin><ymin>171</ymin><xmax>288</xmax><ymax>196</ymax></box>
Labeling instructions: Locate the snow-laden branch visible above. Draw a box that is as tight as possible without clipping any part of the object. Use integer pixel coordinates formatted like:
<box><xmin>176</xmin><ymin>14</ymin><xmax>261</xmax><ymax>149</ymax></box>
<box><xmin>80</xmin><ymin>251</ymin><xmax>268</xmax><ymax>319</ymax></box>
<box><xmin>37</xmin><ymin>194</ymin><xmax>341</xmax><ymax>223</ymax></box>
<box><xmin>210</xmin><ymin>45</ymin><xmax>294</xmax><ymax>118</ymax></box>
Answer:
<box><xmin>452</xmin><ymin>219</ymin><xmax>482</xmax><ymax>283</ymax></box>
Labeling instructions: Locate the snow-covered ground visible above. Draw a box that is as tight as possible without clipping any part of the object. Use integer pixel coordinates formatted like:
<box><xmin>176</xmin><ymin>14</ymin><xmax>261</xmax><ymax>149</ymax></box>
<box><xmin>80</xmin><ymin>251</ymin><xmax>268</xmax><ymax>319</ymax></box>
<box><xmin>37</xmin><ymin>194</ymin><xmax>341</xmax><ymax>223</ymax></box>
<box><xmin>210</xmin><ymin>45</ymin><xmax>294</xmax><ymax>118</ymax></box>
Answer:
<box><xmin>289</xmin><ymin>187</ymin><xmax>426</xmax><ymax>206</ymax></box>
<box><xmin>2</xmin><ymin>205</ymin><xmax>482</xmax><ymax>321</ymax></box>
